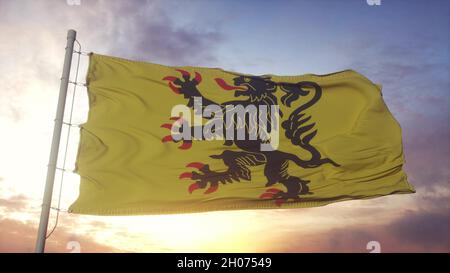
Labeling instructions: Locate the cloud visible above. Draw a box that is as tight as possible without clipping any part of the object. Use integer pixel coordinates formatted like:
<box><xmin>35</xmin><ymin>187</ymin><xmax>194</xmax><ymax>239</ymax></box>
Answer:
<box><xmin>402</xmin><ymin>119</ymin><xmax>450</xmax><ymax>189</ymax></box>
<box><xmin>0</xmin><ymin>194</ymin><xmax>29</xmax><ymax>212</ymax></box>
<box><xmin>332</xmin><ymin>26</ymin><xmax>449</xmax><ymax>123</ymax></box>
<box><xmin>57</xmin><ymin>0</ymin><xmax>225</xmax><ymax>66</ymax></box>
<box><xmin>416</xmin><ymin>184</ymin><xmax>450</xmax><ymax>211</ymax></box>
<box><xmin>390</xmin><ymin>210</ymin><xmax>450</xmax><ymax>250</ymax></box>
<box><xmin>263</xmin><ymin>208</ymin><xmax>450</xmax><ymax>253</ymax></box>
<box><xmin>95</xmin><ymin>1</ymin><xmax>223</xmax><ymax>65</ymax></box>
<box><xmin>0</xmin><ymin>217</ymin><xmax>121</xmax><ymax>253</ymax></box>
<box><xmin>0</xmin><ymin>0</ymin><xmax>224</xmax><ymax>123</ymax></box>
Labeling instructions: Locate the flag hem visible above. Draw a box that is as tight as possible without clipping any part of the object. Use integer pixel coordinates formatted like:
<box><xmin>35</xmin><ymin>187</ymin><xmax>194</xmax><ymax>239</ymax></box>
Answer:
<box><xmin>68</xmin><ymin>187</ymin><xmax>415</xmax><ymax>216</ymax></box>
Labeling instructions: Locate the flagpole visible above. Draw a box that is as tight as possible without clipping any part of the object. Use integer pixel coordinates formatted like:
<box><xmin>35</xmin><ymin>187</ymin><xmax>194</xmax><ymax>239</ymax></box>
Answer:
<box><xmin>35</xmin><ymin>29</ymin><xmax>77</xmax><ymax>253</ymax></box>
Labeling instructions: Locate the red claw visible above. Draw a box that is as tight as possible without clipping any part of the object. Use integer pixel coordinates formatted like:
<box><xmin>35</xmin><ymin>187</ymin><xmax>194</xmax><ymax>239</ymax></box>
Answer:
<box><xmin>168</xmin><ymin>82</ymin><xmax>180</xmax><ymax>94</ymax></box>
<box><xmin>162</xmin><ymin>135</ymin><xmax>173</xmax><ymax>142</ymax></box>
<box><xmin>175</xmin><ymin>69</ymin><xmax>190</xmax><ymax>78</ymax></box>
<box><xmin>161</xmin><ymin>123</ymin><xmax>172</xmax><ymax>129</ymax></box>
<box><xmin>266</xmin><ymin>188</ymin><xmax>282</xmax><ymax>194</ymax></box>
<box><xmin>275</xmin><ymin>199</ymin><xmax>285</xmax><ymax>207</ymax></box>
<box><xmin>260</xmin><ymin>188</ymin><xmax>285</xmax><ymax>206</ymax></box>
<box><xmin>179</xmin><ymin>140</ymin><xmax>192</xmax><ymax>150</ymax></box>
<box><xmin>186</xmin><ymin>162</ymin><xmax>205</xmax><ymax>169</ymax></box>
<box><xmin>259</xmin><ymin>188</ymin><xmax>281</xmax><ymax>199</ymax></box>
<box><xmin>194</xmin><ymin>72</ymin><xmax>202</xmax><ymax>83</ymax></box>
<box><xmin>170</xmin><ymin>116</ymin><xmax>183</xmax><ymax>126</ymax></box>
<box><xmin>188</xmin><ymin>183</ymin><xmax>200</xmax><ymax>194</ymax></box>
<box><xmin>204</xmin><ymin>184</ymin><xmax>218</xmax><ymax>194</ymax></box>
<box><xmin>162</xmin><ymin>76</ymin><xmax>178</xmax><ymax>82</ymax></box>
<box><xmin>161</xmin><ymin>117</ymin><xmax>191</xmax><ymax>148</ymax></box>
<box><xmin>162</xmin><ymin>76</ymin><xmax>180</xmax><ymax>94</ymax></box>
<box><xmin>259</xmin><ymin>193</ymin><xmax>274</xmax><ymax>199</ymax></box>
<box><xmin>179</xmin><ymin>172</ymin><xmax>192</xmax><ymax>179</ymax></box>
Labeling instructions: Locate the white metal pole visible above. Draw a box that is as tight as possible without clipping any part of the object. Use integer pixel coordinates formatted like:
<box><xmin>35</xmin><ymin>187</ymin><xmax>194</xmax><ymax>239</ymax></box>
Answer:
<box><xmin>35</xmin><ymin>29</ymin><xmax>77</xmax><ymax>253</ymax></box>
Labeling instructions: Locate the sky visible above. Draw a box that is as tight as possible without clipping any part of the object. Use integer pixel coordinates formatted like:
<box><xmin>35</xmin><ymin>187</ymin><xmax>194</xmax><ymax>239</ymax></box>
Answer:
<box><xmin>0</xmin><ymin>0</ymin><xmax>449</xmax><ymax>252</ymax></box>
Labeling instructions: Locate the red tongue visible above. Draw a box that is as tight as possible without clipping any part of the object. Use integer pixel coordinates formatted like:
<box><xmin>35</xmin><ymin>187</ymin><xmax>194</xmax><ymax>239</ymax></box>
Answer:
<box><xmin>214</xmin><ymin>78</ymin><xmax>247</xmax><ymax>91</ymax></box>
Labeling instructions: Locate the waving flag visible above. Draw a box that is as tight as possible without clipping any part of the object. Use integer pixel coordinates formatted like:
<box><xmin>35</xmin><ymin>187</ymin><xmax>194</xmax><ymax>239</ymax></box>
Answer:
<box><xmin>68</xmin><ymin>53</ymin><xmax>414</xmax><ymax>215</ymax></box>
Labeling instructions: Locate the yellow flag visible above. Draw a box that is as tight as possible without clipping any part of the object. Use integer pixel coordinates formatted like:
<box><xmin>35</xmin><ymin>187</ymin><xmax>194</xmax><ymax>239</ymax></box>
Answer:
<box><xmin>68</xmin><ymin>53</ymin><xmax>414</xmax><ymax>215</ymax></box>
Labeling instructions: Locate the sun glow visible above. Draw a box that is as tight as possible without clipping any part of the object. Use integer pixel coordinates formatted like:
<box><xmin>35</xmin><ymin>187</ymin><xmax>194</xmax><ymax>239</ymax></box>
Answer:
<box><xmin>92</xmin><ymin>211</ymin><xmax>267</xmax><ymax>252</ymax></box>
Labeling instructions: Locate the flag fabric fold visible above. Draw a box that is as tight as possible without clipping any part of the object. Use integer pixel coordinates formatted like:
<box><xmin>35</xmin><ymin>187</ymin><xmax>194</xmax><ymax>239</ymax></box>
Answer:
<box><xmin>68</xmin><ymin>53</ymin><xmax>414</xmax><ymax>215</ymax></box>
